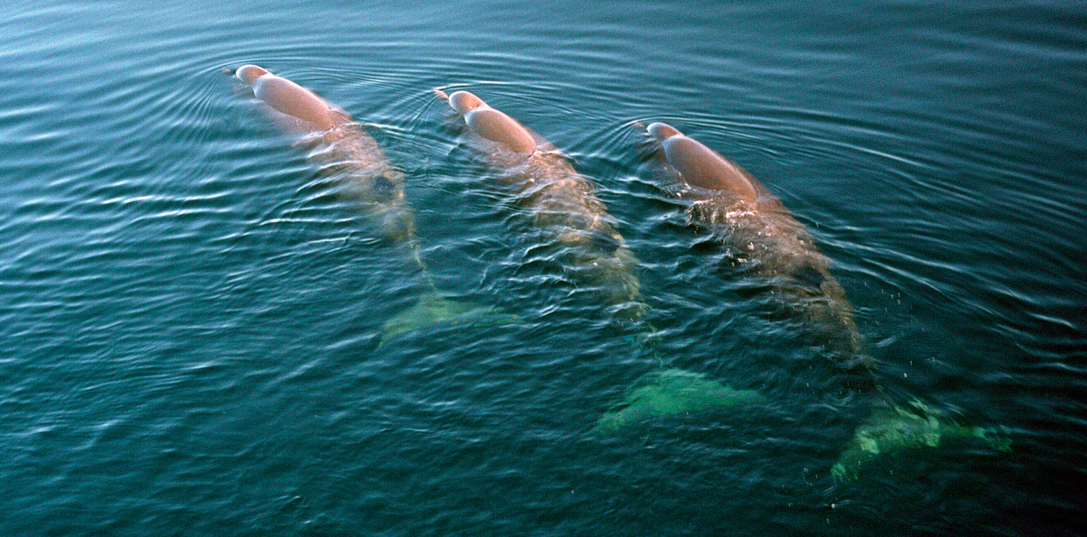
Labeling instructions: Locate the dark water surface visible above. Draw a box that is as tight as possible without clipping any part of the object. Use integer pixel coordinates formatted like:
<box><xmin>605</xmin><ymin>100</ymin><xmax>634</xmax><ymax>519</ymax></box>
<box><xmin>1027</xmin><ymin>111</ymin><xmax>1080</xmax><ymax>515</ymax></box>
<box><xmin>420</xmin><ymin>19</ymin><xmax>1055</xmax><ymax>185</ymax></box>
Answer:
<box><xmin>2</xmin><ymin>0</ymin><xmax>1085</xmax><ymax>535</ymax></box>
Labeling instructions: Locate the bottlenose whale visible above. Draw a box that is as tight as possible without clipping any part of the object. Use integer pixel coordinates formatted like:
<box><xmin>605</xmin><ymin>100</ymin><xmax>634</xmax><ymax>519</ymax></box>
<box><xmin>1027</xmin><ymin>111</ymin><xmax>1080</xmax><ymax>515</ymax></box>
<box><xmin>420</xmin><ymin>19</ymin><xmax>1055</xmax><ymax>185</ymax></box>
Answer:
<box><xmin>235</xmin><ymin>64</ymin><xmax>413</xmax><ymax>243</ymax></box>
<box><xmin>646</xmin><ymin>122</ymin><xmax>868</xmax><ymax>370</ymax></box>
<box><xmin>435</xmin><ymin>89</ymin><xmax>641</xmax><ymax>314</ymax></box>
<box><xmin>234</xmin><ymin>65</ymin><xmax>513</xmax><ymax>343</ymax></box>
<box><xmin>434</xmin><ymin>90</ymin><xmax>764</xmax><ymax>432</ymax></box>
<box><xmin>643</xmin><ymin>121</ymin><xmax>1008</xmax><ymax>480</ymax></box>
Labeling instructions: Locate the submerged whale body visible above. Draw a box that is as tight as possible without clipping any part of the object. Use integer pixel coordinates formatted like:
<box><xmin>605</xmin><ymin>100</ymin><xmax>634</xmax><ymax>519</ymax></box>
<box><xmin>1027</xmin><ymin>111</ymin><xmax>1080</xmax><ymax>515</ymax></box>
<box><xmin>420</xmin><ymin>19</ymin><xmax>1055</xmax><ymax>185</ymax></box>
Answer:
<box><xmin>234</xmin><ymin>65</ymin><xmax>512</xmax><ymax>343</ymax></box>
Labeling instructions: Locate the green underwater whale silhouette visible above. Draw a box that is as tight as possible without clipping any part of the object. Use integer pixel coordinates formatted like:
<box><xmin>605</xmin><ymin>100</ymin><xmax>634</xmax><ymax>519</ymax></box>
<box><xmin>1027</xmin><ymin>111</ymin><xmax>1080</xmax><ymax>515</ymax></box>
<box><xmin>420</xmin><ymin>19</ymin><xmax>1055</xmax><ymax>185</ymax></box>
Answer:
<box><xmin>379</xmin><ymin>289</ymin><xmax>521</xmax><ymax>346</ymax></box>
<box><xmin>831</xmin><ymin>399</ymin><xmax>1011</xmax><ymax>482</ymax></box>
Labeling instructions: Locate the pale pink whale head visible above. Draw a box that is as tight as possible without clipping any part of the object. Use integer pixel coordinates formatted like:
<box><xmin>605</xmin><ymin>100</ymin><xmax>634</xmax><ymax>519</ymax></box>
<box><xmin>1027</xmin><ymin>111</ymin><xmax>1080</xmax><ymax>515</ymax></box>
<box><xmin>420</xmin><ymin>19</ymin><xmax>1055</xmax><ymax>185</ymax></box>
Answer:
<box><xmin>447</xmin><ymin>90</ymin><xmax>536</xmax><ymax>155</ymax></box>
<box><xmin>234</xmin><ymin>64</ymin><xmax>336</xmax><ymax>131</ymax></box>
<box><xmin>647</xmin><ymin>122</ymin><xmax>758</xmax><ymax>202</ymax></box>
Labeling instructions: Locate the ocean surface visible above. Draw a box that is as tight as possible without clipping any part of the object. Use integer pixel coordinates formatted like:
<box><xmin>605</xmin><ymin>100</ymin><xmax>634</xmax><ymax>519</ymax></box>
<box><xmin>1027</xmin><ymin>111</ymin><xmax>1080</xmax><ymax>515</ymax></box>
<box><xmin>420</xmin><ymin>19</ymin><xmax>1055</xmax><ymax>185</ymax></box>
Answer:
<box><xmin>2</xmin><ymin>0</ymin><xmax>1085</xmax><ymax>535</ymax></box>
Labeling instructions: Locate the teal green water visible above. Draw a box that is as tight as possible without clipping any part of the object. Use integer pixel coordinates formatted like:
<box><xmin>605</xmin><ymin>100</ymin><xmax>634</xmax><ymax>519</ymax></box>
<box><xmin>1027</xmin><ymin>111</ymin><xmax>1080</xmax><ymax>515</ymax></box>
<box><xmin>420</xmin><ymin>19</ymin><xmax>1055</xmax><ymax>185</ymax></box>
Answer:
<box><xmin>2</xmin><ymin>0</ymin><xmax>1085</xmax><ymax>535</ymax></box>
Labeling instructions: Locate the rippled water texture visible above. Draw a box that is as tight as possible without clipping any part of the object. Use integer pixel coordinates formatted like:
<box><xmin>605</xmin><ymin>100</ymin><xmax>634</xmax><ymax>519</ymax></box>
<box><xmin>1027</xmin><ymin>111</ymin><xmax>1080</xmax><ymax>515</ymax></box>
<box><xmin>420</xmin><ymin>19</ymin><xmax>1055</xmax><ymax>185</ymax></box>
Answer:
<box><xmin>2</xmin><ymin>1</ymin><xmax>1085</xmax><ymax>535</ymax></box>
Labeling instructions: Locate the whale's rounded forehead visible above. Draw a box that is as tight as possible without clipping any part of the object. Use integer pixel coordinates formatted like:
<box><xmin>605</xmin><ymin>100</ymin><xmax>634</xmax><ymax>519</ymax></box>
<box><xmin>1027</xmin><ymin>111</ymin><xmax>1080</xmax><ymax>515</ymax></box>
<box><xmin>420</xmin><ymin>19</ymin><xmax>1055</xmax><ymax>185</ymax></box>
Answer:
<box><xmin>648</xmin><ymin>122</ymin><xmax>683</xmax><ymax>141</ymax></box>
<box><xmin>449</xmin><ymin>91</ymin><xmax>486</xmax><ymax>113</ymax></box>
<box><xmin>466</xmin><ymin>108</ymin><xmax>537</xmax><ymax>154</ymax></box>
<box><xmin>666</xmin><ymin>136</ymin><xmax>759</xmax><ymax>202</ymax></box>
<box><xmin>236</xmin><ymin>64</ymin><xmax>269</xmax><ymax>84</ymax></box>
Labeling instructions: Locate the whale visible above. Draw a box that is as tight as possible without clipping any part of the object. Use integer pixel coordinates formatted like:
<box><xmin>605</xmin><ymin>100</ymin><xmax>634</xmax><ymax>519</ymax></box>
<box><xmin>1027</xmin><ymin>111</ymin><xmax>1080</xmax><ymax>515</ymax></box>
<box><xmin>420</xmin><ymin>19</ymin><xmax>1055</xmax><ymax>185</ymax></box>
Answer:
<box><xmin>646</xmin><ymin>122</ymin><xmax>868</xmax><ymax>369</ymax></box>
<box><xmin>236</xmin><ymin>64</ymin><xmax>339</xmax><ymax>132</ymax></box>
<box><xmin>234</xmin><ymin>65</ymin><xmax>514</xmax><ymax>343</ymax></box>
<box><xmin>643</xmin><ymin>121</ymin><xmax>1008</xmax><ymax>480</ymax></box>
<box><xmin>235</xmin><ymin>64</ymin><xmax>412</xmax><ymax>243</ymax></box>
<box><xmin>436</xmin><ymin>89</ymin><xmax>641</xmax><ymax>313</ymax></box>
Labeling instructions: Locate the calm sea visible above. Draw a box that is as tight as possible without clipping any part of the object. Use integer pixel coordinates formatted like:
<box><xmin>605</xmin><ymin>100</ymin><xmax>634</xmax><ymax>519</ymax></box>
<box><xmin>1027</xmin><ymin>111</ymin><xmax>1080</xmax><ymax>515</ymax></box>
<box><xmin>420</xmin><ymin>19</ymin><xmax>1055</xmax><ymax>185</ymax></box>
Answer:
<box><xmin>2</xmin><ymin>0</ymin><xmax>1085</xmax><ymax>535</ymax></box>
